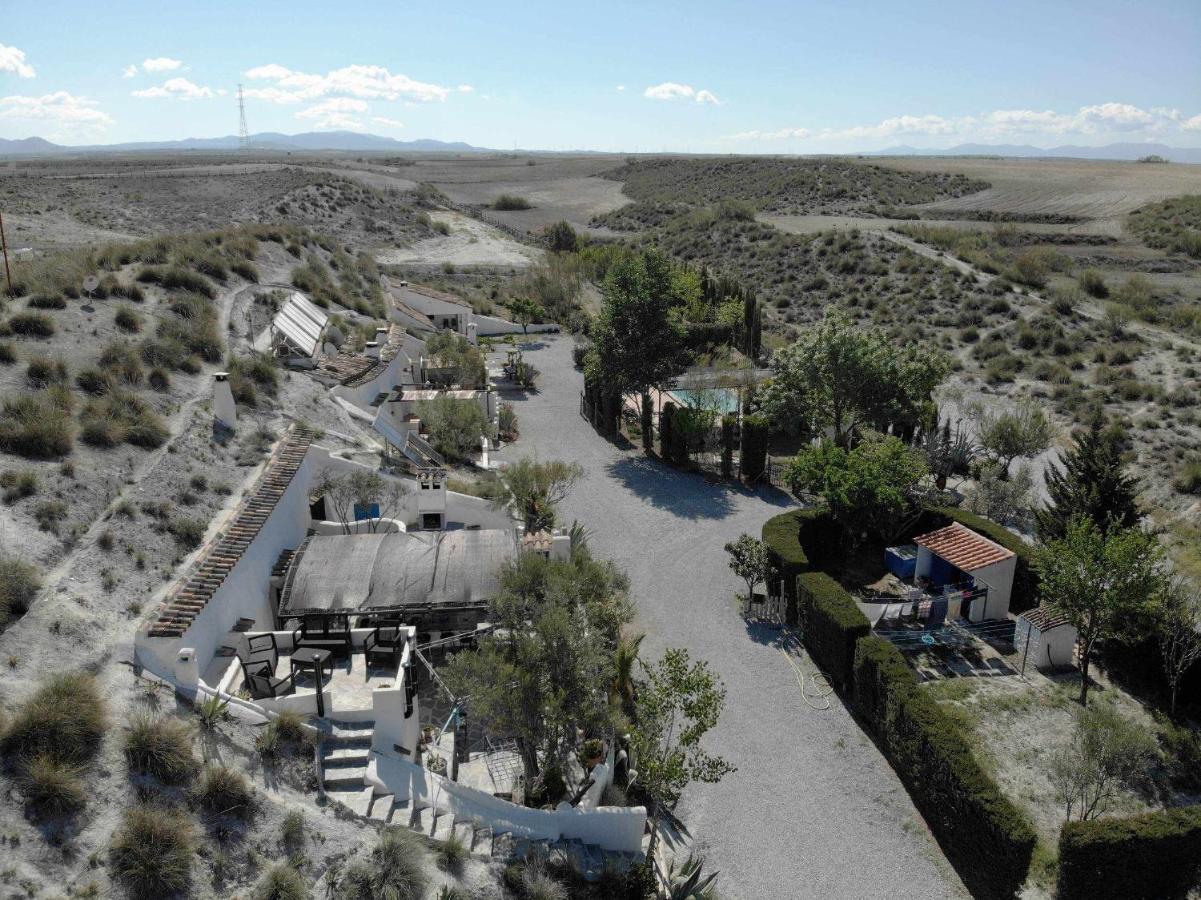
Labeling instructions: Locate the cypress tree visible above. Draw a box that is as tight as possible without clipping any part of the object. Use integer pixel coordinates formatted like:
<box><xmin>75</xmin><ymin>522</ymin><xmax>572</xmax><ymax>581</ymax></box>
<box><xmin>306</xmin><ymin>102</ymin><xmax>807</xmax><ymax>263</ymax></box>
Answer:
<box><xmin>1036</xmin><ymin>415</ymin><xmax>1139</xmax><ymax>541</ymax></box>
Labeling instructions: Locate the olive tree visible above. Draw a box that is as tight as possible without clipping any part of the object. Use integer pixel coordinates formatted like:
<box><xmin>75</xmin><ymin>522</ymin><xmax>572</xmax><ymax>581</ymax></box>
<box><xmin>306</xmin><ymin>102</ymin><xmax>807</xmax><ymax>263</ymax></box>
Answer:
<box><xmin>759</xmin><ymin>312</ymin><xmax>948</xmax><ymax>447</ymax></box>
<box><xmin>1156</xmin><ymin>580</ymin><xmax>1201</xmax><ymax>715</ymax></box>
<box><xmin>723</xmin><ymin>534</ymin><xmax>772</xmax><ymax>604</ymax></box>
<box><xmin>1049</xmin><ymin>704</ymin><xmax>1158</xmax><ymax>822</ymax></box>
<box><xmin>970</xmin><ymin>400</ymin><xmax>1053</xmax><ymax>477</ymax></box>
<box><xmin>313</xmin><ymin>468</ymin><xmax>405</xmax><ymax>533</ymax></box>
<box><xmin>494</xmin><ymin>456</ymin><xmax>583</xmax><ymax>533</ymax></box>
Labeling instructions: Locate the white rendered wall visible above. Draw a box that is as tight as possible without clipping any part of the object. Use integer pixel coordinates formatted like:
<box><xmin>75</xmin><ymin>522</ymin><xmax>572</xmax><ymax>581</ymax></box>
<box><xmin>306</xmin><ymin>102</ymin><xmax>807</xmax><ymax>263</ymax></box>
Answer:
<box><xmin>970</xmin><ymin>556</ymin><xmax>1016</xmax><ymax>621</ymax></box>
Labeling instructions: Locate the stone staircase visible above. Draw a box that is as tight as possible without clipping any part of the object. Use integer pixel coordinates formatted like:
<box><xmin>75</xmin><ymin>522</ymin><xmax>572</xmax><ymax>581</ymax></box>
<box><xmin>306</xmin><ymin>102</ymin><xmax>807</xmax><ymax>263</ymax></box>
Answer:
<box><xmin>317</xmin><ymin>720</ymin><xmax>643</xmax><ymax>881</ymax></box>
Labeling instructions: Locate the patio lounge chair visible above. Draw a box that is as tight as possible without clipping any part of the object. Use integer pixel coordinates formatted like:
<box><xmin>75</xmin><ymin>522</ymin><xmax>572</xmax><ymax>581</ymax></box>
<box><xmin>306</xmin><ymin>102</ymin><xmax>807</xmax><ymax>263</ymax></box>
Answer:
<box><xmin>244</xmin><ymin>633</ymin><xmax>279</xmax><ymax>670</ymax></box>
<box><xmin>242</xmin><ymin>660</ymin><xmax>296</xmax><ymax>700</ymax></box>
<box><xmin>292</xmin><ymin>617</ymin><xmax>352</xmax><ymax>660</ymax></box>
<box><xmin>364</xmin><ymin>625</ymin><xmax>404</xmax><ymax>669</ymax></box>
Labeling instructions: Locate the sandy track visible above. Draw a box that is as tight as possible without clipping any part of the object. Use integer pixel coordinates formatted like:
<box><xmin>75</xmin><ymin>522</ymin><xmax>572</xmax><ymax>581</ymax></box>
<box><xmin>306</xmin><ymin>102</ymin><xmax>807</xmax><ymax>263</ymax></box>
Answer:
<box><xmin>376</xmin><ymin>211</ymin><xmax>541</xmax><ymax>268</ymax></box>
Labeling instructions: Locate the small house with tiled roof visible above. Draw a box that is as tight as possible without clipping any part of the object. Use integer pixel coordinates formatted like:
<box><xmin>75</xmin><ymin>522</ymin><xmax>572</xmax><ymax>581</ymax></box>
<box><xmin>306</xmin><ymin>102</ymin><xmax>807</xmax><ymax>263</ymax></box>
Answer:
<box><xmin>912</xmin><ymin>522</ymin><xmax>1017</xmax><ymax>621</ymax></box>
<box><xmin>1015</xmin><ymin>605</ymin><xmax>1078</xmax><ymax>671</ymax></box>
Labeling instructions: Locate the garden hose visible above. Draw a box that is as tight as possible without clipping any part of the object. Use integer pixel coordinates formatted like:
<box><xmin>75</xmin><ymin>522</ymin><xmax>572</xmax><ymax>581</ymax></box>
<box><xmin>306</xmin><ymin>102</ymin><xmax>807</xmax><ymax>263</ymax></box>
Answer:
<box><xmin>779</xmin><ymin>637</ymin><xmax>833</xmax><ymax>711</ymax></box>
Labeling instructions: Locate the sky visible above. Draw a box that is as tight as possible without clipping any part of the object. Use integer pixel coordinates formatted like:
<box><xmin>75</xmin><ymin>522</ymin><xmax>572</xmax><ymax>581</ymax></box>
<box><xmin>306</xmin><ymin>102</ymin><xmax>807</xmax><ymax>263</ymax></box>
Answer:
<box><xmin>2</xmin><ymin>0</ymin><xmax>1200</xmax><ymax>152</ymax></box>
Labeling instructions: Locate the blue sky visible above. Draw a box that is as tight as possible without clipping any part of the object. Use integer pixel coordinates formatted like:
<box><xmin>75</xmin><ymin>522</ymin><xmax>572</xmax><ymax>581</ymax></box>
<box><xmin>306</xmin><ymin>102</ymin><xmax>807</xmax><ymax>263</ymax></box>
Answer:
<box><xmin>2</xmin><ymin>0</ymin><xmax>1200</xmax><ymax>151</ymax></box>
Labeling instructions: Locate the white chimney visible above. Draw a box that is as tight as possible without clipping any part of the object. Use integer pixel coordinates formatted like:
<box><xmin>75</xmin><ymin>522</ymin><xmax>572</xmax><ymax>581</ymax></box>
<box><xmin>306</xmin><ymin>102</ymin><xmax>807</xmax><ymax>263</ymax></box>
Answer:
<box><xmin>213</xmin><ymin>373</ymin><xmax>236</xmax><ymax>429</ymax></box>
<box><xmin>365</xmin><ymin>341</ymin><xmax>381</xmax><ymax>360</ymax></box>
<box><xmin>466</xmin><ymin>321</ymin><xmax>478</xmax><ymax>346</ymax></box>
<box><xmin>375</xmin><ymin>327</ymin><xmax>389</xmax><ymax>342</ymax></box>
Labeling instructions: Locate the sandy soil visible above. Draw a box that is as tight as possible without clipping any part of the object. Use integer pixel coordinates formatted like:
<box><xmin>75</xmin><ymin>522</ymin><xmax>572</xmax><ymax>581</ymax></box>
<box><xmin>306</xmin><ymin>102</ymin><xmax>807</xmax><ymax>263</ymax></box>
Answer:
<box><xmin>376</xmin><ymin>210</ymin><xmax>542</xmax><ymax>269</ymax></box>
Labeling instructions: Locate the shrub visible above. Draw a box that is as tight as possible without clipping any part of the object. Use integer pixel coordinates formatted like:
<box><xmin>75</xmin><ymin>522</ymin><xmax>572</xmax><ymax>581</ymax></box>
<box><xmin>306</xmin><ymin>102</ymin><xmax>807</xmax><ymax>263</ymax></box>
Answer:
<box><xmin>0</xmin><ymin>469</ymin><xmax>38</xmax><ymax>504</ymax></box>
<box><xmin>80</xmin><ymin>392</ymin><xmax>168</xmax><ymax>450</ymax></box>
<box><xmin>1058</xmin><ymin>807</ymin><xmax>1201</xmax><ymax>900</ymax></box>
<box><xmin>115</xmin><ymin>304</ymin><xmax>143</xmax><ymax>332</ymax></box>
<box><xmin>0</xmin><ymin>556</ymin><xmax>40</xmax><ymax>626</ymax></box>
<box><xmin>0</xmin><ymin>391</ymin><xmax>74</xmax><ymax>458</ymax></box>
<box><xmin>192</xmin><ymin>763</ymin><xmax>254</xmax><ymax>818</ymax></box>
<box><xmin>75</xmin><ymin>367</ymin><xmax>114</xmax><ymax>395</ymax></box>
<box><xmin>33</xmin><ymin>499</ymin><xmax>67</xmax><ymax>533</ymax></box>
<box><xmin>27</xmin><ymin>293</ymin><xmax>66</xmax><ymax>310</ymax></box>
<box><xmin>761</xmin><ymin>508</ymin><xmax>841</xmax><ymax>621</ymax></box>
<box><xmin>98</xmin><ymin>341</ymin><xmax>145</xmax><ymax>386</ymax></box>
<box><xmin>281</xmin><ymin>809</ymin><xmax>306</xmax><ymax>855</ymax></box>
<box><xmin>18</xmin><ymin>753</ymin><xmax>87</xmax><ymax>817</ymax></box>
<box><xmin>251</xmin><ymin>864</ymin><xmax>309</xmax><ymax>900</ymax></box>
<box><xmin>852</xmin><ymin>634</ymin><xmax>917</xmax><ymax>731</ymax></box>
<box><xmin>109</xmin><ymin>804</ymin><xmax>197</xmax><ymax>900</ymax></box>
<box><xmin>417</xmin><ymin>396</ymin><xmax>490</xmax><ymax>462</ymax></box>
<box><xmin>7</xmin><ymin>311</ymin><xmax>56</xmax><ymax>337</ymax></box>
<box><xmin>231</xmin><ymin>260</ymin><xmax>260</xmax><ymax>283</ymax></box>
<box><xmin>436</xmin><ymin>830</ymin><xmax>469</xmax><ymax>873</ymax></box>
<box><xmin>124</xmin><ymin>713</ymin><xmax>197</xmax><ymax>783</ymax></box>
<box><xmin>1</xmin><ymin>672</ymin><xmax>108</xmax><ymax>765</ymax></box>
<box><xmin>169</xmin><ymin>516</ymin><xmax>206</xmax><ymax>548</ymax></box>
<box><xmin>1079</xmin><ymin>269</ymin><xmax>1109</xmax><ymax>299</ymax></box>
<box><xmin>492</xmin><ymin>193</ymin><xmax>532</xmax><ymax>211</ymax></box>
<box><xmin>0</xmin><ymin>342</ymin><xmax>14</xmax><ymax>364</ymax></box>
<box><xmin>339</xmin><ymin>827</ymin><xmax>428</xmax><ymax>900</ymax></box>
<box><xmin>148</xmin><ymin>366</ymin><xmax>171</xmax><ymax>391</ymax></box>
<box><xmin>1174</xmin><ymin>458</ymin><xmax>1201</xmax><ymax>495</ymax></box>
<box><xmin>158</xmin><ymin>266</ymin><xmax>215</xmax><ymax>297</ymax></box>
<box><xmin>795</xmin><ymin>572</ymin><xmax>870</xmax><ymax>687</ymax></box>
<box><xmin>25</xmin><ymin>354</ymin><xmax>67</xmax><ymax>387</ymax></box>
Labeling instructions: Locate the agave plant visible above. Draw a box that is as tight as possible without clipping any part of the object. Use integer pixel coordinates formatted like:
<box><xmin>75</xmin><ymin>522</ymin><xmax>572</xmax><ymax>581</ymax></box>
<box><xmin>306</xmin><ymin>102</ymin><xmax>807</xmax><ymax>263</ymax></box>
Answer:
<box><xmin>667</xmin><ymin>852</ymin><xmax>718</xmax><ymax>899</ymax></box>
<box><xmin>195</xmin><ymin>693</ymin><xmax>230</xmax><ymax>731</ymax></box>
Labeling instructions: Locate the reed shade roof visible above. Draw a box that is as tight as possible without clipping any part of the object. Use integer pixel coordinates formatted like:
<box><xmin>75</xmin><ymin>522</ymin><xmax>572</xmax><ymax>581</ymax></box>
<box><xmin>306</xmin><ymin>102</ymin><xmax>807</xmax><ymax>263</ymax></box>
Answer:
<box><xmin>279</xmin><ymin>529</ymin><xmax>518</xmax><ymax>616</ymax></box>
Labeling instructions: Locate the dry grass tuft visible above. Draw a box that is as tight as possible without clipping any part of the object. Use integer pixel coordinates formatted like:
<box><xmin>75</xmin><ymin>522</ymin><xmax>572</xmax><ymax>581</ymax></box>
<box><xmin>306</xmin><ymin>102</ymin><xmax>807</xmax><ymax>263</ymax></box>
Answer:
<box><xmin>109</xmin><ymin>804</ymin><xmax>197</xmax><ymax>900</ymax></box>
<box><xmin>124</xmin><ymin>713</ymin><xmax>197</xmax><ymax>784</ymax></box>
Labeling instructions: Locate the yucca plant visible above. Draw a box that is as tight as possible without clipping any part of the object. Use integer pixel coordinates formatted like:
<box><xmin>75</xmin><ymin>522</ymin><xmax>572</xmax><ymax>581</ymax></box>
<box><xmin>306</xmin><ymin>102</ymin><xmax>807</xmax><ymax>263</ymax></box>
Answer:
<box><xmin>667</xmin><ymin>853</ymin><xmax>718</xmax><ymax>900</ymax></box>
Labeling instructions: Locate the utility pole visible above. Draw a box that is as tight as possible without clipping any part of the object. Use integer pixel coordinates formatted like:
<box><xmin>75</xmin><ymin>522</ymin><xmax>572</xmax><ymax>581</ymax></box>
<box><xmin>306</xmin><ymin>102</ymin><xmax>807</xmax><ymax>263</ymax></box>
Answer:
<box><xmin>237</xmin><ymin>84</ymin><xmax>249</xmax><ymax>150</ymax></box>
<box><xmin>0</xmin><ymin>209</ymin><xmax>13</xmax><ymax>297</ymax></box>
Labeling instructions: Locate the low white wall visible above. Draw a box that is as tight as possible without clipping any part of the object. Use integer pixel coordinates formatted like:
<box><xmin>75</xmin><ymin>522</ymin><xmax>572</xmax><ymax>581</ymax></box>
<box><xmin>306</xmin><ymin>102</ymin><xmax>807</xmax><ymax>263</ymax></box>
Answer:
<box><xmin>973</xmin><ymin>556</ymin><xmax>1016</xmax><ymax>620</ymax></box>
<box><xmin>371</xmin><ymin>753</ymin><xmax>646</xmax><ymax>854</ymax></box>
<box><xmin>311</xmin><ymin>517</ymin><xmax>406</xmax><ymax>535</ymax></box>
<box><xmin>474</xmin><ymin>313</ymin><xmax>559</xmax><ymax>337</ymax></box>
<box><xmin>330</xmin><ymin>351</ymin><xmax>418</xmax><ymax>412</ymax></box>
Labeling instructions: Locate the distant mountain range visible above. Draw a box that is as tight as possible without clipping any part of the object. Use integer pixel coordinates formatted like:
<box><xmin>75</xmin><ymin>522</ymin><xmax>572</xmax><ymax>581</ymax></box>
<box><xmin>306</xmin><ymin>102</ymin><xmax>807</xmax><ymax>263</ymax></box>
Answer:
<box><xmin>0</xmin><ymin>131</ymin><xmax>489</xmax><ymax>155</ymax></box>
<box><xmin>869</xmin><ymin>142</ymin><xmax>1201</xmax><ymax>164</ymax></box>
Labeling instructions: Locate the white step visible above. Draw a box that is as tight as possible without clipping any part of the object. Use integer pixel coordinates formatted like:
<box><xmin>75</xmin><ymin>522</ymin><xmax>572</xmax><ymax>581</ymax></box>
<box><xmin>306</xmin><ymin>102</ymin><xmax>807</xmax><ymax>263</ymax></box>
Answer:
<box><xmin>431</xmin><ymin>811</ymin><xmax>455</xmax><ymax>842</ymax></box>
<box><xmin>322</xmin><ymin>747</ymin><xmax>370</xmax><ymax>766</ymax></box>
<box><xmin>323</xmin><ymin>766</ymin><xmax>368</xmax><ymax>787</ymax></box>
<box><xmin>452</xmin><ymin>820</ymin><xmax>475</xmax><ymax>848</ymax></box>
<box><xmin>328</xmin><ymin>722</ymin><xmax>375</xmax><ymax>744</ymax></box>
<box><xmin>391</xmin><ymin>798</ymin><xmax>414</xmax><ymax>827</ymax></box>
<box><xmin>367</xmin><ymin>793</ymin><xmax>394</xmax><ymax>823</ymax></box>
<box><xmin>473</xmin><ymin>825</ymin><xmax>494</xmax><ymax>857</ymax></box>
<box><xmin>326</xmin><ymin>787</ymin><xmax>373</xmax><ymax>816</ymax></box>
<box><xmin>412</xmin><ymin>805</ymin><xmax>438</xmax><ymax>835</ymax></box>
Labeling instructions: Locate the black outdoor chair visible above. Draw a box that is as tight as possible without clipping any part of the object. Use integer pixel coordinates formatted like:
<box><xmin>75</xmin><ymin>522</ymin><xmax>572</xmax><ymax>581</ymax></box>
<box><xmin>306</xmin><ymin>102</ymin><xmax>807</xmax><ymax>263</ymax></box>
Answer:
<box><xmin>242</xmin><ymin>660</ymin><xmax>296</xmax><ymax>700</ymax></box>
<box><xmin>244</xmin><ymin>633</ymin><xmax>279</xmax><ymax>671</ymax></box>
<box><xmin>292</xmin><ymin>616</ymin><xmax>352</xmax><ymax>660</ymax></box>
<box><xmin>364</xmin><ymin>625</ymin><xmax>404</xmax><ymax>670</ymax></box>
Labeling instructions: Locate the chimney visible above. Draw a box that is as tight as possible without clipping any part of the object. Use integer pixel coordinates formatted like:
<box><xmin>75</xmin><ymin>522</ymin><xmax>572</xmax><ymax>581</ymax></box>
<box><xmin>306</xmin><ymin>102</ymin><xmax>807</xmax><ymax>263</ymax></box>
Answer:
<box><xmin>466</xmin><ymin>321</ymin><xmax>478</xmax><ymax>347</ymax></box>
<box><xmin>365</xmin><ymin>341</ymin><xmax>381</xmax><ymax>360</ymax></box>
<box><xmin>375</xmin><ymin>327</ymin><xmax>389</xmax><ymax>342</ymax></box>
<box><xmin>213</xmin><ymin>372</ymin><xmax>236</xmax><ymax>429</ymax></box>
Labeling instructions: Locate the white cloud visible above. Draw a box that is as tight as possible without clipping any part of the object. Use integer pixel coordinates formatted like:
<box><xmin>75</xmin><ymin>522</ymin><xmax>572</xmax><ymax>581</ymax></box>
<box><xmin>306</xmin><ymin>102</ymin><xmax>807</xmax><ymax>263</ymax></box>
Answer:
<box><xmin>456</xmin><ymin>84</ymin><xmax>474</xmax><ymax>93</ymax></box>
<box><xmin>142</xmin><ymin>57</ymin><xmax>182</xmax><ymax>73</ymax></box>
<box><xmin>724</xmin><ymin>102</ymin><xmax>1201</xmax><ymax>146</ymax></box>
<box><xmin>616</xmin><ymin>85</ymin><xmax>626</xmax><ymax>92</ymax></box>
<box><xmin>296</xmin><ymin>97</ymin><xmax>369</xmax><ymax>130</ymax></box>
<box><xmin>245</xmin><ymin>63</ymin><xmax>456</xmax><ymax>103</ymax></box>
<box><xmin>371</xmin><ymin>116</ymin><xmax>404</xmax><ymax>129</ymax></box>
<box><xmin>0</xmin><ymin>44</ymin><xmax>36</xmax><ymax>79</ymax></box>
<box><xmin>242</xmin><ymin>86</ymin><xmax>303</xmax><ymax>104</ymax></box>
<box><xmin>131</xmin><ymin>77</ymin><xmax>215</xmax><ymax>100</ymax></box>
<box><xmin>122</xmin><ymin>64</ymin><xmax>138</xmax><ymax>78</ymax></box>
<box><xmin>644</xmin><ymin>82</ymin><xmax>720</xmax><ymax>105</ymax></box>
<box><xmin>0</xmin><ymin>92</ymin><xmax>112</xmax><ymax>129</ymax></box>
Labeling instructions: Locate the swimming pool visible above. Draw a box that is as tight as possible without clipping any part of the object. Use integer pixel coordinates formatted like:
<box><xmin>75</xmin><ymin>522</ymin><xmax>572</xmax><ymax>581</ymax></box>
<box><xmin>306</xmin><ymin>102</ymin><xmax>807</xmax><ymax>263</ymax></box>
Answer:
<box><xmin>669</xmin><ymin>388</ymin><xmax>740</xmax><ymax>414</ymax></box>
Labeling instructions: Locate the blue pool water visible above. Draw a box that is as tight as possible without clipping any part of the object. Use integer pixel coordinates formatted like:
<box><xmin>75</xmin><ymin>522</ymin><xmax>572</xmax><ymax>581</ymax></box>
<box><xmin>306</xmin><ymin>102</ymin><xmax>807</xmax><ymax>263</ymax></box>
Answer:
<box><xmin>670</xmin><ymin>388</ymin><xmax>740</xmax><ymax>414</ymax></box>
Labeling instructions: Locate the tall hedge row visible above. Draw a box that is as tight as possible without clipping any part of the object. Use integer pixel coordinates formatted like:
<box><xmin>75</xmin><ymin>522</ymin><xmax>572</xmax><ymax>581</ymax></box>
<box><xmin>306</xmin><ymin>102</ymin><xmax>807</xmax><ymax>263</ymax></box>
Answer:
<box><xmin>796</xmin><ymin>572</ymin><xmax>869</xmax><ymax>687</ymax></box>
<box><xmin>761</xmin><ymin>508</ymin><xmax>843</xmax><ymax>624</ymax></box>
<box><xmin>1058</xmin><ymin>807</ymin><xmax>1201</xmax><ymax>900</ymax></box>
<box><xmin>848</xmin><ymin>633</ymin><xmax>1036</xmax><ymax>899</ymax></box>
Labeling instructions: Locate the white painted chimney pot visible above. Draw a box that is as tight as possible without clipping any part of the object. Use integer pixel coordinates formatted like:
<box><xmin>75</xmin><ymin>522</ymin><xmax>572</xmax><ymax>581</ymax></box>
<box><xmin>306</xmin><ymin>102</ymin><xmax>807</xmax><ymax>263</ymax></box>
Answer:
<box><xmin>213</xmin><ymin>373</ymin><xmax>237</xmax><ymax>429</ymax></box>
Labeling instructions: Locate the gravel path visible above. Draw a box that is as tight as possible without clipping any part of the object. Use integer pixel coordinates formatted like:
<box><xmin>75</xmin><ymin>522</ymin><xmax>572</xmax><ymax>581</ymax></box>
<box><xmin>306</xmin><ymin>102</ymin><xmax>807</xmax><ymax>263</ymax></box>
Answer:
<box><xmin>502</xmin><ymin>336</ymin><xmax>966</xmax><ymax>900</ymax></box>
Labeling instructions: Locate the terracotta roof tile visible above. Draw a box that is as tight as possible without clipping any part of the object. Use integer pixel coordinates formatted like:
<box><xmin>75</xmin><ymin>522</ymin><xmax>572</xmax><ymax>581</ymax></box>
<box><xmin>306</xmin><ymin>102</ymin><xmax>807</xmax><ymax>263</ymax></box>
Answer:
<box><xmin>913</xmin><ymin>522</ymin><xmax>1014</xmax><ymax>572</ymax></box>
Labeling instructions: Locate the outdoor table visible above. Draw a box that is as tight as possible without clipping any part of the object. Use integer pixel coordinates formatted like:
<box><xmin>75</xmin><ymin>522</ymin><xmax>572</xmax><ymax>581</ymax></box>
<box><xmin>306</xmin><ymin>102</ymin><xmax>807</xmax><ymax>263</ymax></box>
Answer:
<box><xmin>290</xmin><ymin>647</ymin><xmax>332</xmax><ymax>717</ymax></box>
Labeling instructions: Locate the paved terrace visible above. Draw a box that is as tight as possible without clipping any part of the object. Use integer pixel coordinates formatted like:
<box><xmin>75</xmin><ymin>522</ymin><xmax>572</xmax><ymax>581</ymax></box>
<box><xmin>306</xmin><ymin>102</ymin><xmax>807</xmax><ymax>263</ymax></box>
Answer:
<box><xmin>503</xmin><ymin>337</ymin><xmax>964</xmax><ymax>899</ymax></box>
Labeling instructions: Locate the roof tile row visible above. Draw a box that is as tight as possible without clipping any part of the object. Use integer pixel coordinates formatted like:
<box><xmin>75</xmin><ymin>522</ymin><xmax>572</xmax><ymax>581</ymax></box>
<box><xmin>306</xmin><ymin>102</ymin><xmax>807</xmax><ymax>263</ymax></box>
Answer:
<box><xmin>145</xmin><ymin>426</ymin><xmax>318</xmax><ymax>638</ymax></box>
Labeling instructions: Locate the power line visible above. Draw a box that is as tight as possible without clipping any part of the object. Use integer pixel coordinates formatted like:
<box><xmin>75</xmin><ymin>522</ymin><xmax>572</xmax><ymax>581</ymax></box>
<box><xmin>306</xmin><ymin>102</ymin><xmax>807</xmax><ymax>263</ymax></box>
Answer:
<box><xmin>237</xmin><ymin>84</ymin><xmax>249</xmax><ymax>149</ymax></box>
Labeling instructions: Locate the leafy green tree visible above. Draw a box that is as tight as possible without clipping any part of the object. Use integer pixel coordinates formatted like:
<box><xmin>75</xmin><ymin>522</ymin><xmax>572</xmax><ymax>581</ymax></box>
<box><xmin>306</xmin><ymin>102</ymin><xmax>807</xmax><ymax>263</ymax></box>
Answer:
<box><xmin>1034</xmin><ymin>518</ymin><xmax>1166</xmax><ymax>705</ymax></box>
<box><xmin>506</xmin><ymin>296</ymin><xmax>544</xmax><ymax>336</ymax></box>
<box><xmin>1156</xmin><ymin>579</ymin><xmax>1201</xmax><ymax>715</ymax></box>
<box><xmin>313</xmin><ymin>468</ymin><xmax>405</xmax><ymax>533</ymax></box>
<box><xmin>759</xmin><ymin>312</ymin><xmax>948</xmax><ymax>446</ymax></box>
<box><xmin>724</xmin><ymin>534</ymin><xmax>772</xmax><ymax>603</ymax></box>
<box><xmin>1049</xmin><ymin>704</ymin><xmax>1158</xmax><ymax>822</ymax></box>
<box><xmin>493</xmin><ymin>456</ymin><xmax>583</xmax><ymax>533</ymax></box>
<box><xmin>416</xmin><ymin>396</ymin><xmax>490</xmax><ymax>462</ymax></box>
<box><xmin>585</xmin><ymin>249</ymin><xmax>688</xmax><ymax>453</ymax></box>
<box><xmin>785</xmin><ymin>434</ymin><xmax>927</xmax><ymax>548</ymax></box>
<box><xmin>544</xmin><ymin>220</ymin><xmax>579</xmax><ymax>254</ymax></box>
<box><xmin>424</xmin><ymin>331</ymin><xmax>486</xmax><ymax>388</ymax></box>
<box><xmin>444</xmin><ymin>550</ymin><xmax>632</xmax><ymax>783</ymax></box>
<box><xmin>971</xmin><ymin>400</ymin><xmax>1053</xmax><ymax>477</ymax></box>
<box><xmin>631</xmin><ymin>648</ymin><xmax>734</xmax><ymax>855</ymax></box>
<box><xmin>1036</xmin><ymin>415</ymin><xmax>1139</xmax><ymax>541</ymax></box>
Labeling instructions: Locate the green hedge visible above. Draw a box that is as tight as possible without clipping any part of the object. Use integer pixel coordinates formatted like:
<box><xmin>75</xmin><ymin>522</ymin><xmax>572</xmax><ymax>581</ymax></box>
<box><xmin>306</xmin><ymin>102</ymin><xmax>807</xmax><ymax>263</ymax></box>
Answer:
<box><xmin>914</xmin><ymin>506</ymin><xmax>1039</xmax><ymax>613</ymax></box>
<box><xmin>740</xmin><ymin>414</ymin><xmax>769</xmax><ymax>482</ymax></box>
<box><xmin>852</xmin><ymin>635</ymin><xmax>1036</xmax><ymax>897</ymax></box>
<box><xmin>796</xmin><ymin>572</ymin><xmax>869</xmax><ymax>687</ymax></box>
<box><xmin>1058</xmin><ymin>807</ymin><xmax>1201</xmax><ymax>900</ymax></box>
<box><xmin>762</xmin><ymin>508</ymin><xmax>842</xmax><ymax>623</ymax></box>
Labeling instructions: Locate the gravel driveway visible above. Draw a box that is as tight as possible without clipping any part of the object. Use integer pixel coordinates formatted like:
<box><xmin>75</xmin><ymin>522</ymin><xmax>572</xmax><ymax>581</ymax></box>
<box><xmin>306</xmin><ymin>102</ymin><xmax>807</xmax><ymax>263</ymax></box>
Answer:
<box><xmin>499</xmin><ymin>337</ymin><xmax>966</xmax><ymax>899</ymax></box>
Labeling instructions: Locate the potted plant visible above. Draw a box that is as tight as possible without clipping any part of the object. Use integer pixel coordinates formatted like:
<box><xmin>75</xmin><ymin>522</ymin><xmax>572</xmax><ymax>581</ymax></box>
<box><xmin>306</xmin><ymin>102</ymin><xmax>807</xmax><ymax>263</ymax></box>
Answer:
<box><xmin>578</xmin><ymin>737</ymin><xmax>605</xmax><ymax>769</ymax></box>
<box><xmin>426</xmin><ymin>754</ymin><xmax>447</xmax><ymax>776</ymax></box>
